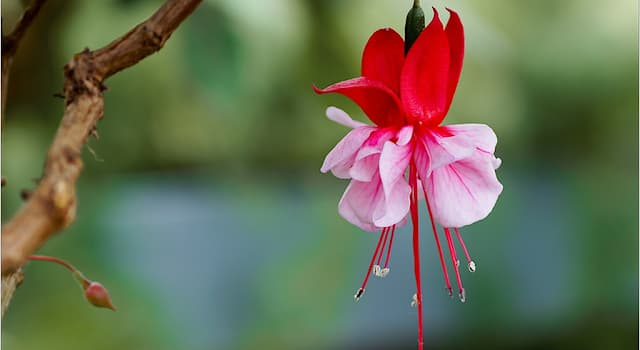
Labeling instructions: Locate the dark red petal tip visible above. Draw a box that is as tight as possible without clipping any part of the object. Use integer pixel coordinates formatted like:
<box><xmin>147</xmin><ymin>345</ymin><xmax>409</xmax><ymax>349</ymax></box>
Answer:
<box><xmin>431</xmin><ymin>6</ymin><xmax>440</xmax><ymax>19</ymax></box>
<box><xmin>312</xmin><ymin>84</ymin><xmax>325</xmax><ymax>94</ymax></box>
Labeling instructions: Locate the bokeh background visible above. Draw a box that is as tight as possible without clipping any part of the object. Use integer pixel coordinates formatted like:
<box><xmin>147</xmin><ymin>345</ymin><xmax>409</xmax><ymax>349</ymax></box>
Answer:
<box><xmin>1</xmin><ymin>0</ymin><xmax>638</xmax><ymax>349</ymax></box>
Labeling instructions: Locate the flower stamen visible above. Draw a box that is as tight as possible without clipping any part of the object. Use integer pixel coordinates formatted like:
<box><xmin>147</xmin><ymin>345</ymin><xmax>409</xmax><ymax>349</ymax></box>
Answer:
<box><xmin>380</xmin><ymin>224</ymin><xmax>397</xmax><ymax>277</ymax></box>
<box><xmin>373</xmin><ymin>228</ymin><xmax>390</xmax><ymax>277</ymax></box>
<box><xmin>444</xmin><ymin>228</ymin><xmax>465</xmax><ymax>302</ymax></box>
<box><xmin>424</xmin><ymin>189</ymin><xmax>453</xmax><ymax>297</ymax></box>
<box><xmin>354</xmin><ymin>227</ymin><xmax>389</xmax><ymax>301</ymax></box>
<box><xmin>454</xmin><ymin>227</ymin><xmax>476</xmax><ymax>272</ymax></box>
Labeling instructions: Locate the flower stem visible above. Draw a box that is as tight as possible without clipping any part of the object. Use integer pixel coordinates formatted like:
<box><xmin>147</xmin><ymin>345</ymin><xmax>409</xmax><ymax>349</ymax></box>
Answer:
<box><xmin>28</xmin><ymin>255</ymin><xmax>77</xmax><ymax>273</ymax></box>
<box><xmin>409</xmin><ymin>161</ymin><xmax>424</xmax><ymax>350</ymax></box>
<box><xmin>28</xmin><ymin>255</ymin><xmax>90</xmax><ymax>289</ymax></box>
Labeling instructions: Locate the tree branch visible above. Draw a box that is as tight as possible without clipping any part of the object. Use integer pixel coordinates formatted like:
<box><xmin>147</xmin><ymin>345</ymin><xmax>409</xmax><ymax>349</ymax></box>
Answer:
<box><xmin>2</xmin><ymin>0</ymin><xmax>49</xmax><ymax>123</ymax></box>
<box><xmin>1</xmin><ymin>269</ymin><xmax>24</xmax><ymax>316</ymax></box>
<box><xmin>1</xmin><ymin>0</ymin><xmax>202</xmax><ymax>276</ymax></box>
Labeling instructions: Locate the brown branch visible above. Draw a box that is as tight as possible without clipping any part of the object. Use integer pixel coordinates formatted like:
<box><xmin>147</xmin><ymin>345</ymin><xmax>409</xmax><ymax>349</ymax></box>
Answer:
<box><xmin>1</xmin><ymin>269</ymin><xmax>24</xmax><ymax>316</ymax></box>
<box><xmin>1</xmin><ymin>0</ymin><xmax>202</xmax><ymax>274</ymax></box>
<box><xmin>2</xmin><ymin>0</ymin><xmax>49</xmax><ymax>120</ymax></box>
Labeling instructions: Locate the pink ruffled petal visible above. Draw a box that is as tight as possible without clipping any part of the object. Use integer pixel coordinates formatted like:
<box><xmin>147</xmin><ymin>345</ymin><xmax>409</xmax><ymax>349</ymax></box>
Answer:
<box><xmin>325</xmin><ymin>106</ymin><xmax>367</xmax><ymax>129</ymax></box>
<box><xmin>442</xmin><ymin>123</ymin><xmax>498</xmax><ymax>153</ymax></box>
<box><xmin>374</xmin><ymin>179</ymin><xmax>411</xmax><ymax>227</ymax></box>
<box><xmin>424</xmin><ymin>150</ymin><xmax>503</xmax><ymax>228</ymax></box>
<box><xmin>349</xmin><ymin>154</ymin><xmax>379</xmax><ymax>182</ymax></box>
<box><xmin>395</xmin><ymin>125</ymin><xmax>414</xmax><ymax>145</ymax></box>
<box><xmin>414</xmin><ymin>124</ymin><xmax>498</xmax><ymax>180</ymax></box>
<box><xmin>362</xmin><ymin>28</ymin><xmax>405</xmax><ymax>94</ymax></box>
<box><xmin>376</xmin><ymin>140</ymin><xmax>412</xmax><ymax>227</ymax></box>
<box><xmin>321</xmin><ymin>126</ymin><xmax>375</xmax><ymax>178</ymax></box>
<box><xmin>420</xmin><ymin>129</ymin><xmax>474</xmax><ymax>173</ymax></box>
<box><xmin>379</xmin><ymin>140</ymin><xmax>412</xmax><ymax>200</ymax></box>
<box><xmin>338</xmin><ymin>178</ymin><xmax>384</xmax><ymax>232</ymax></box>
<box><xmin>338</xmin><ymin>175</ymin><xmax>411</xmax><ymax>231</ymax></box>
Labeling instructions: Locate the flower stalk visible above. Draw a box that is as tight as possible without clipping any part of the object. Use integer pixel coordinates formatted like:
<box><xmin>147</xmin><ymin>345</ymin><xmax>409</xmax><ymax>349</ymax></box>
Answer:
<box><xmin>28</xmin><ymin>255</ymin><xmax>116</xmax><ymax>311</ymax></box>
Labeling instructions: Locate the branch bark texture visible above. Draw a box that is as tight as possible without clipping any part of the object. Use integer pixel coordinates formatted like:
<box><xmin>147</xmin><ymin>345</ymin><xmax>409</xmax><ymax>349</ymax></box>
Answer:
<box><xmin>2</xmin><ymin>0</ymin><xmax>201</xmax><ymax>279</ymax></box>
<box><xmin>2</xmin><ymin>0</ymin><xmax>49</xmax><ymax>121</ymax></box>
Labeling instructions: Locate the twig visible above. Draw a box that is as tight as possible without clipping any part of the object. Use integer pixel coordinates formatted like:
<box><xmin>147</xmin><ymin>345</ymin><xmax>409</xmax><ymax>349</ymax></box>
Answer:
<box><xmin>1</xmin><ymin>269</ymin><xmax>24</xmax><ymax>316</ymax></box>
<box><xmin>2</xmin><ymin>0</ymin><xmax>49</xmax><ymax>121</ymax></box>
<box><xmin>1</xmin><ymin>0</ymin><xmax>202</xmax><ymax>314</ymax></box>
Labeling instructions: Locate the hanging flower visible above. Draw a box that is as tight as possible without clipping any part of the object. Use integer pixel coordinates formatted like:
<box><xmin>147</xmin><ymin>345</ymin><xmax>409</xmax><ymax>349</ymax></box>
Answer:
<box><xmin>314</xmin><ymin>7</ymin><xmax>502</xmax><ymax>349</ymax></box>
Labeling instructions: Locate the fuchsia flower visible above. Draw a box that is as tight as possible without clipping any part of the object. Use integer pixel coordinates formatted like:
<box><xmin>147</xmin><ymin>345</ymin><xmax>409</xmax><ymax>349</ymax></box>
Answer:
<box><xmin>314</xmin><ymin>8</ymin><xmax>502</xmax><ymax>349</ymax></box>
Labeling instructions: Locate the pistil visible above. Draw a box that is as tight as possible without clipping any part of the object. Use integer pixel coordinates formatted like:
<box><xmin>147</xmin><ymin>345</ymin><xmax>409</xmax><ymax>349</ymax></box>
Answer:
<box><xmin>409</xmin><ymin>162</ymin><xmax>424</xmax><ymax>350</ymax></box>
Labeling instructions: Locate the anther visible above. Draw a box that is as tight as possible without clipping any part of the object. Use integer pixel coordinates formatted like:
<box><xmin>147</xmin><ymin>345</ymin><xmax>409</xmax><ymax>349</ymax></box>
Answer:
<box><xmin>354</xmin><ymin>288</ymin><xmax>365</xmax><ymax>301</ymax></box>
<box><xmin>446</xmin><ymin>287</ymin><xmax>453</xmax><ymax>297</ymax></box>
<box><xmin>411</xmin><ymin>293</ymin><xmax>418</xmax><ymax>307</ymax></box>
<box><xmin>459</xmin><ymin>288</ymin><xmax>466</xmax><ymax>303</ymax></box>
<box><xmin>373</xmin><ymin>265</ymin><xmax>382</xmax><ymax>277</ymax></box>
<box><xmin>468</xmin><ymin>261</ymin><xmax>476</xmax><ymax>272</ymax></box>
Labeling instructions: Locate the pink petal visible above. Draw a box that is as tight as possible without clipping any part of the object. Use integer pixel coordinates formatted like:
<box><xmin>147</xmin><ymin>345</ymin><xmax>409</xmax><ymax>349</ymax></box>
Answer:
<box><xmin>313</xmin><ymin>77</ymin><xmax>404</xmax><ymax>127</ymax></box>
<box><xmin>321</xmin><ymin>126</ymin><xmax>375</xmax><ymax>178</ymax></box>
<box><xmin>414</xmin><ymin>124</ymin><xmax>498</xmax><ymax>179</ymax></box>
<box><xmin>422</xmin><ymin>129</ymin><xmax>474</xmax><ymax>171</ymax></box>
<box><xmin>424</xmin><ymin>150</ymin><xmax>503</xmax><ymax>228</ymax></box>
<box><xmin>362</xmin><ymin>28</ymin><xmax>405</xmax><ymax>94</ymax></box>
<box><xmin>349</xmin><ymin>154</ymin><xmax>379</xmax><ymax>182</ymax></box>
<box><xmin>444</xmin><ymin>8</ymin><xmax>464</xmax><ymax>115</ymax></box>
<box><xmin>338</xmin><ymin>178</ymin><xmax>384</xmax><ymax>232</ymax></box>
<box><xmin>395</xmin><ymin>125</ymin><xmax>414</xmax><ymax>145</ymax></box>
<box><xmin>374</xmin><ymin>179</ymin><xmax>411</xmax><ymax>228</ymax></box>
<box><xmin>347</xmin><ymin>128</ymin><xmax>397</xmax><ymax>181</ymax></box>
<box><xmin>350</xmin><ymin>127</ymin><xmax>395</xmax><ymax>178</ymax></box>
<box><xmin>442</xmin><ymin>123</ymin><xmax>498</xmax><ymax>153</ymax></box>
<box><xmin>376</xmin><ymin>140</ymin><xmax>412</xmax><ymax>226</ymax></box>
<box><xmin>379</xmin><ymin>140</ymin><xmax>412</xmax><ymax>200</ymax></box>
<box><xmin>326</xmin><ymin>106</ymin><xmax>367</xmax><ymax>129</ymax></box>
<box><xmin>400</xmin><ymin>8</ymin><xmax>450</xmax><ymax>126</ymax></box>
<box><xmin>338</xmin><ymin>175</ymin><xmax>410</xmax><ymax>231</ymax></box>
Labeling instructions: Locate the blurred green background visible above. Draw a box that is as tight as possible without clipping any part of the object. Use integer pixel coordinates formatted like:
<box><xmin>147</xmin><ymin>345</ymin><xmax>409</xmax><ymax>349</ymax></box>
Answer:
<box><xmin>1</xmin><ymin>0</ymin><xmax>637</xmax><ymax>349</ymax></box>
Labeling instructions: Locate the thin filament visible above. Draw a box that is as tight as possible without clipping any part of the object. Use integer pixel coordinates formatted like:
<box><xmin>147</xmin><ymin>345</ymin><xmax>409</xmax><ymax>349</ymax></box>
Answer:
<box><xmin>423</xmin><ymin>187</ymin><xmax>453</xmax><ymax>296</ymax></box>
<box><xmin>355</xmin><ymin>227</ymin><xmax>389</xmax><ymax>299</ymax></box>
<box><xmin>375</xmin><ymin>228</ymin><xmax>389</xmax><ymax>266</ymax></box>
<box><xmin>409</xmin><ymin>161</ymin><xmax>424</xmax><ymax>350</ymax></box>
<box><xmin>444</xmin><ymin>227</ymin><xmax>465</xmax><ymax>302</ymax></box>
<box><xmin>454</xmin><ymin>227</ymin><xmax>473</xmax><ymax>267</ymax></box>
<box><xmin>383</xmin><ymin>225</ymin><xmax>396</xmax><ymax>269</ymax></box>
